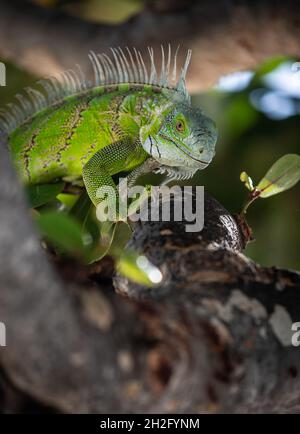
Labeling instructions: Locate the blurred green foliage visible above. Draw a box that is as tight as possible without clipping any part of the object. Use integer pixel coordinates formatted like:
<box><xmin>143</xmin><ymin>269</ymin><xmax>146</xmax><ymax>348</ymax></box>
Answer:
<box><xmin>32</xmin><ymin>0</ymin><xmax>144</xmax><ymax>24</ymax></box>
<box><xmin>1</xmin><ymin>55</ymin><xmax>299</xmax><ymax>273</ymax></box>
<box><xmin>193</xmin><ymin>58</ymin><xmax>300</xmax><ymax>271</ymax></box>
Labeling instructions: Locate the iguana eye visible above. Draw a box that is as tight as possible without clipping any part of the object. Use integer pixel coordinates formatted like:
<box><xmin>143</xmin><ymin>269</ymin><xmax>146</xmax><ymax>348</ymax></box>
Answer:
<box><xmin>176</xmin><ymin>120</ymin><xmax>185</xmax><ymax>133</ymax></box>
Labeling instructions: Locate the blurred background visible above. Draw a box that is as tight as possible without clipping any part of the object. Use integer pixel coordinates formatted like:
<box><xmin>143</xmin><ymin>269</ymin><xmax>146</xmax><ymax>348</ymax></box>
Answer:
<box><xmin>1</xmin><ymin>0</ymin><xmax>299</xmax><ymax>272</ymax></box>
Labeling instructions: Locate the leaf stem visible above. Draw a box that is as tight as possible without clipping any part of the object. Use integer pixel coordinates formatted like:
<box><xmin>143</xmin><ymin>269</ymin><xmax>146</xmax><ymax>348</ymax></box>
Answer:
<box><xmin>240</xmin><ymin>188</ymin><xmax>261</xmax><ymax>215</ymax></box>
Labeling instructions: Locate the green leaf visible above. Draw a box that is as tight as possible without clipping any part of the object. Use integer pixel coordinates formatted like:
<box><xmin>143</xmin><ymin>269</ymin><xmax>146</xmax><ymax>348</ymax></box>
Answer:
<box><xmin>57</xmin><ymin>193</ymin><xmax>78</xmax><ymax>209</ymax></box>
<box><xmin>36</xmin><ymin>211</ymin><xmax>87</xmax><ymax>257</ymax></box>
<box><xmin>62</xmin><ymin>0</ymin><xmax>143</xmax><ymax>25</ymax></box>
<box><xmin>240</xmin><ymin>171</ymin><xmax>254</xmax><ymax>191</ymax></box>
<box><xmin>86</xmin><ymin>221</ymin><xmax>117</xmax><ymax>263</ymax></box>
<box><xmin>69</xmin><ymin>190</ymin><xmax>92</xmax><ymax>224</ymax></box>
<box><xmin>256</xmin><ymin>154</ymin><xmax>300</xmax><ymax>198</ymax></box>
<box><xmin>26</xmin><ymin>182</ymin><xmax>64</xmax><ymax>208</ymax></box>
<box><xmin>109</xmin><ymin>222</ymin><xmax>132</xmax><ymax>257</ymax></box>
<box><xmin>116</xmin><ymin>250</ymin><xmax>163</xmax><ymax>287</ymax></box>
<box><xmin>83</xmin><ymin>214</ymin><xmax>101</xmax><ymax>247</ymax></box>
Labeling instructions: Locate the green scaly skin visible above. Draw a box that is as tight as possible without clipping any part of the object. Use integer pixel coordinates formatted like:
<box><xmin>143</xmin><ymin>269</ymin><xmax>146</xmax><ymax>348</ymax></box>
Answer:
<box><xmin>7</xmin><ymin>69</ymin><xmax>217</xmax><ymax>219</ymax></box>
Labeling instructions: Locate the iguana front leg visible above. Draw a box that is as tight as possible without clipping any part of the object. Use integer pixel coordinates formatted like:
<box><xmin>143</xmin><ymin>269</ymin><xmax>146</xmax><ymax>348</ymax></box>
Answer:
<box><xmin>82</xmin><ymin>139</ymin><xmax>147</xmax><ymax>221</ymax></box>
<box><xmin>120</xmin><ymin>157</ymin><xmax>161</xmax><ymax>219</ymax></box>
<box><xmin>126</xmin><ymin>157</ymin><xmax>161</xmax><ymax>188</ymax></box>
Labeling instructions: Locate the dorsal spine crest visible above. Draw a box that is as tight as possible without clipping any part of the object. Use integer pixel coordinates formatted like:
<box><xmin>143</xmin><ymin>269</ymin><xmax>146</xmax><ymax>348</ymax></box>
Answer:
<box><xmin>0</xmin><ymin>45</ymin><xmax>192</xmax><ymax>134</ymax></box>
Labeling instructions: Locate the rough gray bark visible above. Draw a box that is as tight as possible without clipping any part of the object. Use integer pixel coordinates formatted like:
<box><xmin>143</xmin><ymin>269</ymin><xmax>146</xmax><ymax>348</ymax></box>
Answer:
<box><xmin>1</xmin><ymin>132</ymin><xmax>300</xmax><ymax>413</ymax></box>
<box><xmin>0</xmin><ymin>0</ymin><xmax>300</xmax><ymax>92</ymax></box>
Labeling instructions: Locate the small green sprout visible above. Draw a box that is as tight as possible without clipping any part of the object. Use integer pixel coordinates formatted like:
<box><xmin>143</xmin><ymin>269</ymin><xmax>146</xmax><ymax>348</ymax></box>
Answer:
<box><xmin>237</xmin><ymin>154</ymin><xmax>300</xmax><ymax>246</ymax></box>
<box><xmin>240</xmin><ymin>171</ymin><xmax>254</xmax><ymax>192</ymax></box>
<box><xmin>240</xmin><ymin>154</ymin><xmax>300</xmax><ymax>215</ymax></box>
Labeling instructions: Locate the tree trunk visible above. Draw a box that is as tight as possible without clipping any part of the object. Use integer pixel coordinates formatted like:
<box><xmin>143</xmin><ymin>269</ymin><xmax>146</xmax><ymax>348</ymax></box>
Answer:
<box><xmin>0</xmin><ymin>134</ymin><xmax>300</xmax><ymax>413</ymax></box>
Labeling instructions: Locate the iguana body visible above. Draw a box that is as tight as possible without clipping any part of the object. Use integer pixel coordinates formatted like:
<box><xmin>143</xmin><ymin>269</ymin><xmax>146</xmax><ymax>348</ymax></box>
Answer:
<box><xmin>0</xmin><ymin>47</ymin><xmax>217</xmax><ymax>214</ymax></box>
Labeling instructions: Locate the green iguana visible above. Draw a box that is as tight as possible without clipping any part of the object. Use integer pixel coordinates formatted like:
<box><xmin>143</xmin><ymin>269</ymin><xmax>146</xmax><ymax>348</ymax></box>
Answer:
<box><xmin>0</xmin><ymin>47</ymin><xmax>217</xmax><ymax>219</ymax></box>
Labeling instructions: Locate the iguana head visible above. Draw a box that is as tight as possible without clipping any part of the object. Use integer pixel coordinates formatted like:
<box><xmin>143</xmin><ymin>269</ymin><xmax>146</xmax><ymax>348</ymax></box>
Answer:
<box><xmin>140</xmin><ymin>103</ymin><xmax>217</xmax><ymax>173</ymax></box>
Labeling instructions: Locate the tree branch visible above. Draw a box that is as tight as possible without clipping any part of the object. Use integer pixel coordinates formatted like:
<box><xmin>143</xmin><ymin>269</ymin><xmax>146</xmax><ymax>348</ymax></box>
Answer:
<box><xmin>0</xmin><ymin>0</ymin><xmax>300</xmax><ymax>91</ymax></box>
<box><xmin>115</xmin><ymin>196</ymin><xmax>300</xmax><ymax>413</ymax></box>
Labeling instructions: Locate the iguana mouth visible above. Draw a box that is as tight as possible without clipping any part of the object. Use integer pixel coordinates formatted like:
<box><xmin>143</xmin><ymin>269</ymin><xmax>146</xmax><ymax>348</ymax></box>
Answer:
<box><xmin>159</xmin><ymin>133</ymin><xmax>210</xmax><ymax>165</ymax></box>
